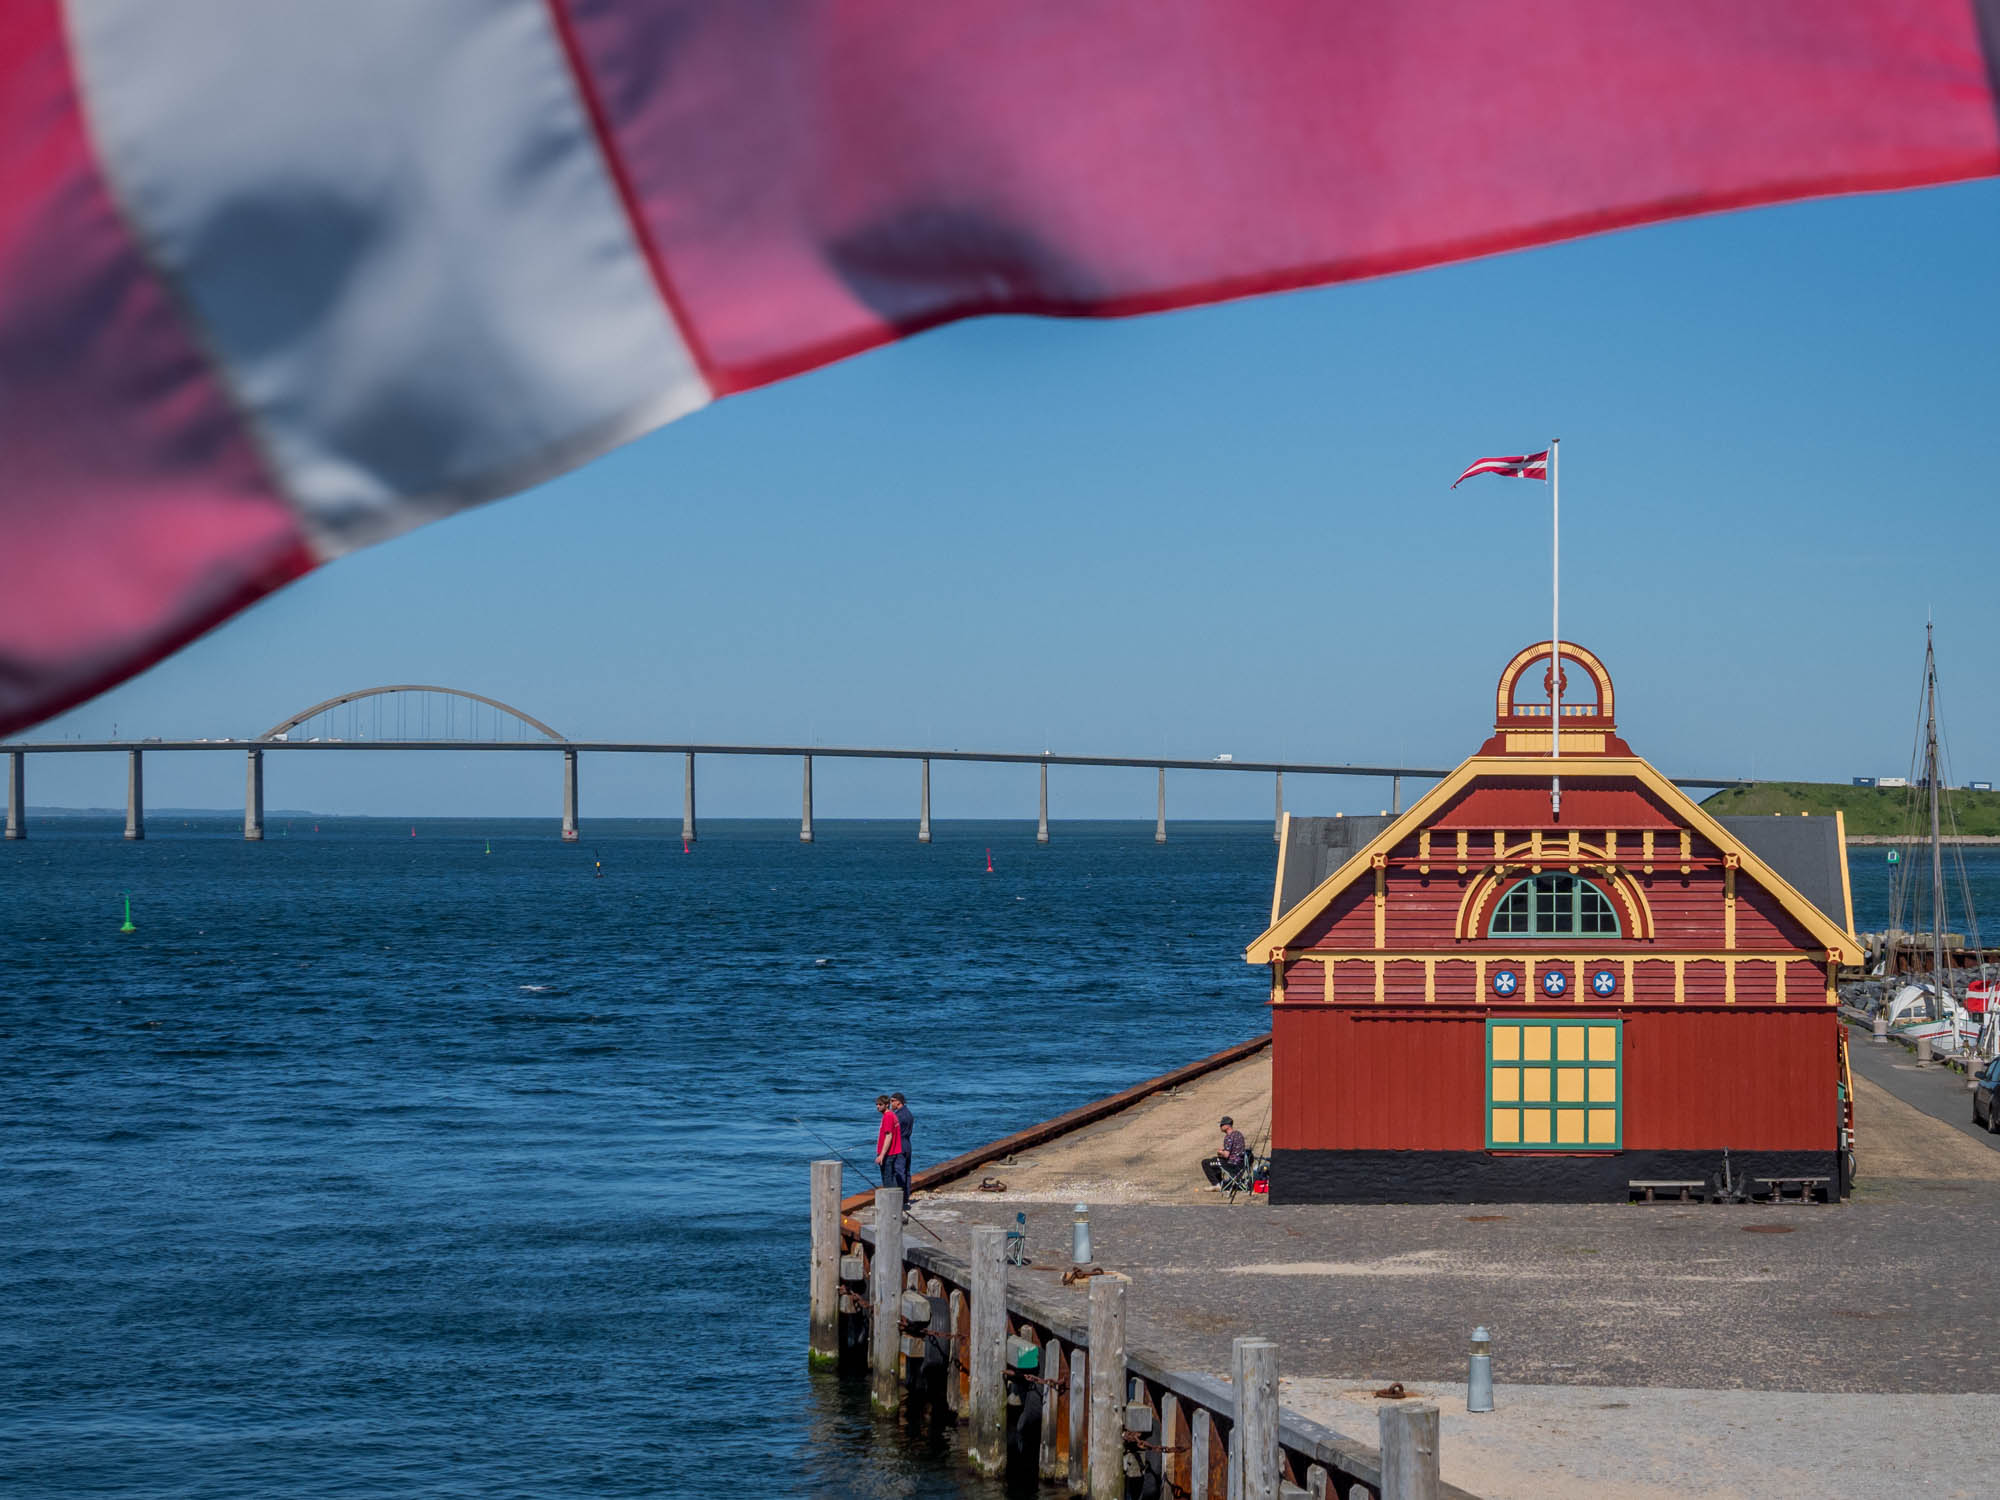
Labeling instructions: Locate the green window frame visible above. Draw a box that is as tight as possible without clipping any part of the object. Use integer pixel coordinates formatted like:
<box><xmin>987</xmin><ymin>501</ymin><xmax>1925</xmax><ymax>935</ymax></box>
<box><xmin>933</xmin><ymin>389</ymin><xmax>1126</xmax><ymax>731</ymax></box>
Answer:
<box><xmin>1485</xmin><ymin>1018</ymin><xmax>1622</xmax><ymax>1151</ymax></box>
<box><xmin>1488</xmin><ymin>874</ymin><xmax>1621</xmax><ymax>937</ymax></box>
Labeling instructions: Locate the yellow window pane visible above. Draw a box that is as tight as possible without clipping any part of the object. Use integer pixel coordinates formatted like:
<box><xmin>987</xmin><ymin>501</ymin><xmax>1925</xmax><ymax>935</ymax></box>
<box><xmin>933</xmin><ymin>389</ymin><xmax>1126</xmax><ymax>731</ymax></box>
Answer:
<box><xmin>1522</xmin><ymin>1027</ymin><xmax>1552</xmax><ymax>1062</ymax></box>
<box><xmin>1588</xmin><ymin>1025</ymin><xmax>1617</xmax><ymax>1062</ymax></box>
<box><xmin>1556</xmin><ymin>1108</ymin><xmax>1586</xmax><ymax>1144</ymax></box>
<box><xmin>1556</xmin><ymin>1067</ymin><xmax>1585</xmax><ymax>1102</ymax></box>
<box><xmin>1588</xmin><ymin>1109</ymin><xmax>1618</xmax><ymax>1144</ymax></box>
<box><xmin>1490</xmin><ymin>1069</ymin><xmax>1519</xmax><ymax>1103</ymax></box>
<box><xmin>1522</xmin><ymin>1069</ymin><xmax>1551</xmax><ymax>1103</ymax></box>
<box><xmin>1556</xmin><ymin>1026</ymin><xmax>1585</xmax><ymax>1061</ymax></box>
<box><xmin>1490</xmin><ymin>1109</ymin><xmax>1519</xmax><ymax>1144</ymax></box>
<box><xmin>1588</xmin><ymin>1069</ymin><xmax>1617</xmax><ymax>1103</ymax></box>
<box><xmin>1491</xmin><ymin>1026</ymin><xmax>1520</xmax><ymax>1062</ymax></box>
<box><xmin>1521</xmin><ymin>1108</ymin><xmax>1551</xmax><ymax>1144</ymax></box>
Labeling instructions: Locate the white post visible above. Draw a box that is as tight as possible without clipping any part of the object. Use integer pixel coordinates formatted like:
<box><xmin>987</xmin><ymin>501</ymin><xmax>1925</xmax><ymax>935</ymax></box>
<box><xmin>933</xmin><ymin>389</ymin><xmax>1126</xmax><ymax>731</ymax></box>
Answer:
<box><xmin>1549</xmin><ymin>437</ymin><xmax>1561</xmax><ymax>818</ymax></box>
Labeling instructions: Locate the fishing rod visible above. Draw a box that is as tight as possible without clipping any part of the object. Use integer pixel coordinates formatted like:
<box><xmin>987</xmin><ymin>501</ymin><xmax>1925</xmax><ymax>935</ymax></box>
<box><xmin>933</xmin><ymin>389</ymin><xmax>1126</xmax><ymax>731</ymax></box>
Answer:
<box><xmin>788</xmin><ymin>1117</ymin><xmax>944</xmax><ymax>1244</ymax></box>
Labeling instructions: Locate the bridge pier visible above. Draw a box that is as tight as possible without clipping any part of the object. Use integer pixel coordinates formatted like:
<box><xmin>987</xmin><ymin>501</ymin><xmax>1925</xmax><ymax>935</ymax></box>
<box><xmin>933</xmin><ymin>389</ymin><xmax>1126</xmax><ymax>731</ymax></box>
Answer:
<box><xmin>918</xmin><ymin>758</ymin><xmax>931</xmax><ymax>843</ymax></box>
<box><xmin>1037</xmin><ymin>761</ymin><xmax>1049</xmax><ymax>844</ymax></box>
<box><xmin>1155</xmin><ymin>767</ymin><xmax>1166</xmax><ymax>844</ymax></box>
<box><xmin>5</xmin><ymin>749</ymin><xmax>22</xmax><ymax>839</ymax></box>
<box><xmin>800</xmin><ymin>755</ymin><xmax>814</xmax><ymax>843</ymax></box>
<box><xmin>1392</xmin><ymin>773</ymin><xmax>1402</xmax><ymax>814</ymax></box>
<box><xmin>244</xmin><ymin>748</ymin><xmax>263</xmax><ymax>840</ymax></box>
<box><xmin>1274</xmin><ymin>771</ymin><xmax>1283</xmax><ymax>842</ymax></box>
<box><xmin>561</xmin><ymin>748</ymin><xmax>579</xmax><ymax>841</ymax></box>
<box><xmin>682</xmin><ymin>752</ymin><xmax>696</xmax><ymax>843</ymax></box>
<box><xmin>125</xmin><ymin>749</ymin><xmax>144</xmax><ymax>841</ymax></box>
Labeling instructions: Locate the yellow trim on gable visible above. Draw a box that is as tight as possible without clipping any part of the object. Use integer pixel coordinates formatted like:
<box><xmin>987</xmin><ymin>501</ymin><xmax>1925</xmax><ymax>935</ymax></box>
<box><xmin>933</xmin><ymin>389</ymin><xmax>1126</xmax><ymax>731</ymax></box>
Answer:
<box><xmin>1245</xmin><ymin>755</ymin><xmax>1863</xmax><ymax>966</ymax></box>
<box><xmin>1834</xmin><ymin>810</ymin><xmax>1856</xmax><ymax>939</ymax></box>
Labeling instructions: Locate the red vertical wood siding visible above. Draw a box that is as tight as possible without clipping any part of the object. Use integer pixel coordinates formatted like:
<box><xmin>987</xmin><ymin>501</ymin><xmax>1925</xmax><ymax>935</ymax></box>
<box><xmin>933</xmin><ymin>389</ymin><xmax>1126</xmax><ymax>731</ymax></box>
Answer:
<box><xmin>1623</xmin><ymin>1008</ymin><xmax>1837</xmax><ymax>1149</ymax></box>
<box><xmin>1272</xmin><ymin>1006</ymin><xmax>1838</xmax><ymax>1151</ymax></box>
<box><xmin>1272</xmin><ymin>1009</ymin><xmax>1485</xmax><ymax>1150</ymax></box>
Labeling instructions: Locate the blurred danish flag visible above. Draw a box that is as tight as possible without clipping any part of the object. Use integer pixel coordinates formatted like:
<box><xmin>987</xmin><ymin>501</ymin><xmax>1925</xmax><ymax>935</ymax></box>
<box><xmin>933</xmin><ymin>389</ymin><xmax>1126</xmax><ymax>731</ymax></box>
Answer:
<box><xmin>4</xmin><ymin>1</ymin><xmax>1999</xmax><ymax>732</ymax></box>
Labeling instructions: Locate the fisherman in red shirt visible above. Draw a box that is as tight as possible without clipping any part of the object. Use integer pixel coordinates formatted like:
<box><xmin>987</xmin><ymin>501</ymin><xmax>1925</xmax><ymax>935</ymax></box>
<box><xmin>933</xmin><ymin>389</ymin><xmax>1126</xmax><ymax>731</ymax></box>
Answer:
<box><xmin>875</xmin><ymin>1094</ymin><xmax>905</xmax><ymax>1191</ymax></box>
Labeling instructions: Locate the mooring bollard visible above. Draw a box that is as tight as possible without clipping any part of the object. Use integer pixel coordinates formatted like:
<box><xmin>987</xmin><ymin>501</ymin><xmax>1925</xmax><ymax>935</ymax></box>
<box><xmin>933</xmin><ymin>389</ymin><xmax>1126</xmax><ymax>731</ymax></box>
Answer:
<box><xmin>1235</xmin><ymin>1338</ymin><xmax>1279</xmax><ymax>1500</ymax></box>
<box><xmin>1378</xmin><ymin>1401</ymin><xmax>1440</xmax><ymax>1500</ymax></box>
<box><xmin>870</xmin><ymin>1187</ymin><xmax>904</xmax><ymax>1413</ymax></box>
<box><xmin>1917</xmin><ymin>1034</ymin><xmax>1934</xmax><ymax>1065</ymax></box>
<box><xmin>808</xmin><ymin>1160</ymin><xmax>841</xmax><ymax>1368</ymax></box>
<box><xmin>1467</xmin><ymin>1326</ymin><xmax>1493</xmax><ymax>1412</ymax></box>
<box><xmin>967</xmin><ymin>1224</ymin><xmax>1008</xmax><ymax>1473</ymax></box>
<box><xmin>1086</xmin><ymin>1276</ymin><xmax>1127</xmax><ymax>1500</ymax></box>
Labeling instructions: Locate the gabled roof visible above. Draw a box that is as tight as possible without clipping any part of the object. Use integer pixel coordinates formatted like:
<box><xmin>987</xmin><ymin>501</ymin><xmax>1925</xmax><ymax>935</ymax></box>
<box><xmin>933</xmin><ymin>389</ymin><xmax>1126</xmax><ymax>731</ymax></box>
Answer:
<box><xmin>1245</xmin><ymin>755</ymin><xmax>1862</xmax><ymax>965</ymax></box>
<box><xmin>1713</xmin><ymin>813</ymin><xmax>1855</xmax><ymax>937</ymax></box>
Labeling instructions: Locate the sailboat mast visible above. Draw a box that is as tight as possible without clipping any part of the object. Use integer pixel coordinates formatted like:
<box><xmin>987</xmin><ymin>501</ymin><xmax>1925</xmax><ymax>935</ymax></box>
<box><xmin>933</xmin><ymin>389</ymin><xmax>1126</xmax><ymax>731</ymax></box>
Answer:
<box><xmin>1926</xmin><ymin>624</ymin><xmax>1947</xmax><ymax>1009</ymax></box>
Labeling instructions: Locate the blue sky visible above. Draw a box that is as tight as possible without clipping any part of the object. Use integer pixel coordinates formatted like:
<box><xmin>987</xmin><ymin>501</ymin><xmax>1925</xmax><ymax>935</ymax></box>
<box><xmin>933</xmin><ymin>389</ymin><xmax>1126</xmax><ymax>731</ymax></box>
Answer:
<box><xmin>26</xmin><ymin>178</ymin><xmax>2000</xmax><ymax>819</ymax></box>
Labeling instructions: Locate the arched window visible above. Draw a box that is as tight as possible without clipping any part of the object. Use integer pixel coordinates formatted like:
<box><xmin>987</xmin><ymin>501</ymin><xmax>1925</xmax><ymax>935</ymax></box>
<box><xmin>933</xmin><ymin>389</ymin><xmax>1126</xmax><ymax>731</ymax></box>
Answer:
<box><xmin>1488</xmin><ymin>874</ymin><xmax>1620</xmax><ymax>937</ymax></box>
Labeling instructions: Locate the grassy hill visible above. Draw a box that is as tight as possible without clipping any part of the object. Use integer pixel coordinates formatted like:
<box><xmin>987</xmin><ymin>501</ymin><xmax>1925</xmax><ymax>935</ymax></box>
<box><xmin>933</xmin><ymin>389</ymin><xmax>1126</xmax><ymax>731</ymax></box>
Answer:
<box><xmin>1699</xmin><ymin>781</ymin><xmax>2000</xmax><ymax>837</ymax></box>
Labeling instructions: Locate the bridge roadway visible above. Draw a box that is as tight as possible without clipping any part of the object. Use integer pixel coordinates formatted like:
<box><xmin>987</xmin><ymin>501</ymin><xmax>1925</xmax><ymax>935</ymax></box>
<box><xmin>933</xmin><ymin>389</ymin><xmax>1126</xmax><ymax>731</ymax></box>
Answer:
<box><xmin>0</xmin><ymin>737</ymin><xmax>1751</xmax><ymax>846</ymax></box>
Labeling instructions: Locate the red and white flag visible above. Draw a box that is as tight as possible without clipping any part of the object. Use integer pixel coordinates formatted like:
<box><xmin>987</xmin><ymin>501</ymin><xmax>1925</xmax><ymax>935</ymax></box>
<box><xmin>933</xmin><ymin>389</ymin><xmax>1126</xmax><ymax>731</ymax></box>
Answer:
<box><xmin>1452</xmin><ymin>451</ymin><xmax>1551</xmax><ymax>488</ymax></box>
<box><xmin>3</xmin><ymin>2</ymin><xmax>1998</xmax><ymax>733</ymax></box>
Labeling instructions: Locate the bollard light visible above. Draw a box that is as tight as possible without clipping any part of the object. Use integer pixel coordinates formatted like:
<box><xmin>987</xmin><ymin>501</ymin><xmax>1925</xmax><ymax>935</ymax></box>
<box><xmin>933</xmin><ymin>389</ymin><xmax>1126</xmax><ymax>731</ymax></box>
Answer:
<box><xmin>1873</xmin><ymin>1014</ymin><xmax>1888</xmax><ymax>1044</ymax></box>
<box><xmin>1467</xmin><ymin>1326</ymin><xmax>1494</xmax><ymax>1412</ymax></box>
<box><xmin>1071</xmin><ymin>1202</ymin><xmax>1092</xmax><ymax>1266</ymax></box>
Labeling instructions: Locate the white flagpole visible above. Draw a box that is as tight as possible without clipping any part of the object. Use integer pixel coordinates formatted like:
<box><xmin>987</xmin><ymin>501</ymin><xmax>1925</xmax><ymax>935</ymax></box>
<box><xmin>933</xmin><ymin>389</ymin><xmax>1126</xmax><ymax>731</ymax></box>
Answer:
<box><xmin>1550</xmin><ymin>438</ymin><xmax>1561</xmax><ymax>818</ymax></box>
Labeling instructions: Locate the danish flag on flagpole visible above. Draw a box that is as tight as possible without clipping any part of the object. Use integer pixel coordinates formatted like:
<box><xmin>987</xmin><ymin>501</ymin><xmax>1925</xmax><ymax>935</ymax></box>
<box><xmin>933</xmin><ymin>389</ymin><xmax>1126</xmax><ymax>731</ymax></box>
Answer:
<box><xmin>1451</xmin><ymin>451</ymin><xmax>1550</xmax><ymax>488</ymax></box>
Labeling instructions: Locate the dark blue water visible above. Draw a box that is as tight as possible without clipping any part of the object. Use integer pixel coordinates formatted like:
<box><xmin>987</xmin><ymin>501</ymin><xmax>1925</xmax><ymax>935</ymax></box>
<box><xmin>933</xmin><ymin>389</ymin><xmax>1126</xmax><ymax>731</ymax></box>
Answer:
<box><xmin>0</xmin><ymin>819</ymin><xmax>1277</xmax><ymax>1498</ymax></box>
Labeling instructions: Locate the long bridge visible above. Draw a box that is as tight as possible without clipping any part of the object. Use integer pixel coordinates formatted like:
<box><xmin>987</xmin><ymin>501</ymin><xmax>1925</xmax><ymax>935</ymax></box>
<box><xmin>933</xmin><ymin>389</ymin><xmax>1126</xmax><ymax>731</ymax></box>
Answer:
<box><xmin>1</xmin><ymin>683</ymin><xmax>1753</xmax><ymax>845</ymax></box>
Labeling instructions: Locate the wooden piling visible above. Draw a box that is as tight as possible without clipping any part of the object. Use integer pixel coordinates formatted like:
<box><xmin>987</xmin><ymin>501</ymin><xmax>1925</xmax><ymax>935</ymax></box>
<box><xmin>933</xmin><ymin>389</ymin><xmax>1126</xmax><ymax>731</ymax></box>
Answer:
<box><xmin>808</xmin><ymin>1161</ymin><xmax>841</xmax><ymax>1367</ymax></box>
<box><xmin>1039</xmin><ymin>1337</ymin><xmax>1065</xmax><ymax>1479</ymax></box>
<box><xmin>1378</xmin><ymin>1402</ymin><xmax>1440</xmax><ymax>1500</ymax></box>
<box><xmin>1087</xmin><ymin>1276</ymin><xmax>1127</xmax><ymax>1500</ymax></box>
<box><xmin>1160</xmin><ymin>1391</ymin><xmax>1185</xmax><ymax>1500</ymax></box>
<box><xmin>1190</xmin><ymin>1408</ymin><xmax>1213</xmax><ymax>1500</ymax></box>
<box><xmin>869</xmin><ymin>1187</ymin><xmax>903</xmax><ymax>1412</ymax></box>
<box><xmin>946</xmin><ymin>1289</ymin><xmax>966</xmax><ymax>1415</ymax></box>
<box><xmin>1067</xmin><ymin>1347</ymin><xmax>1088</xmax><ymax>1495</ymax></box>
<box><xmin>967</xmin><ymin>1224</ymin><xmax>1008</xmax><ymax>1472</ymax></box>
<box><xmin>1236</xmin><ymin>1339</ymin><xmax>1279</xmax><ymax>1500</ymax></box>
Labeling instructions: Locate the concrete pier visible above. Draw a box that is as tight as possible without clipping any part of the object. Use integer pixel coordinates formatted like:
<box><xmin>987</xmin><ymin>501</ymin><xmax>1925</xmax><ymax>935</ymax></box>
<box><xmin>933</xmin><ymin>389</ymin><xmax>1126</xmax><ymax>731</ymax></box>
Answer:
<box><xmin>800</xmin><ymin>755</ymin><xmax>814</xmax><ymax>843</ymax></box>
<box><xmin>1274</xmin><ymin>771</ymin><xmax>1284</xmax><ymax>842</ymax></box>
<box><xmin>124</xmin><ymin>749</ymin><xmax>144</xmax><ymax>841</ymax></box>
<box><xmin>243</xmin><ymin>748</ymin><xmax>264</xmax><ymax>841</ymax></box>
<box><xmin>682</xmin><ymin>751</ymin><xmax>696</xmax><ymax>844</ymax></box>
<box><xmin>1038</xmin><ymin>760</ymin><xmax>1049</xmax><ymax>844</ymax></box>
<box><xmin>1155</xmin><ymin>766</ymin><xmax>1167</xmax><ymax>844</ymax></box>
<box><xmin>561</xmin><ymin>748</ymin><xmax>579</xmax><ymax>841</ymax></box>
<box><xmin>5</xmin><ymin>749</ymin><xmax>21</xmax><ymax>839</ymax></box>
<box><xmin>1392</xmin><ymin>773</ymin><xmax>1403</xmax><ymax>814</ymax></box>
<box><xmin>918</xmin><ymin>757</ymin><xmax>931</xmax><ymax>843</ymax></box>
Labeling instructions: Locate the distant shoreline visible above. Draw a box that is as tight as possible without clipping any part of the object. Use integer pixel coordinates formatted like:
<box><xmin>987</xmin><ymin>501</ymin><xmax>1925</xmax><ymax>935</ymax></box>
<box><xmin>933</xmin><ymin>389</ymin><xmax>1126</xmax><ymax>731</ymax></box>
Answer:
<box><xmin>1846</xmin><ymin>834</ymin><xmax>2000</xmax><ymax>846</ymax></box>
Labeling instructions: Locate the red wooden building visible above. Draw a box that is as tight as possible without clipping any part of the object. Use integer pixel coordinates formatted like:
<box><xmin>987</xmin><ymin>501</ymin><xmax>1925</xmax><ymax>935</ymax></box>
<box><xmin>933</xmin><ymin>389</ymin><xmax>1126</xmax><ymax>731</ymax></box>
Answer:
<box><xmin>1244</xmin><ymin>644</ymin><xmax>1862</xmax><ymax>1203</ymax></box>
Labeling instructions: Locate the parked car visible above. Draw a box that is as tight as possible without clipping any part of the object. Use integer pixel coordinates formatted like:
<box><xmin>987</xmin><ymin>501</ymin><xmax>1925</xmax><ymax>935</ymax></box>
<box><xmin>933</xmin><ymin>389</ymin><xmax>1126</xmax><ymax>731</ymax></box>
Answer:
<box><xmin>1974</xmin><ymin>1058</ymin><xmax>2000</xmax><ymax>1132</ymax></box>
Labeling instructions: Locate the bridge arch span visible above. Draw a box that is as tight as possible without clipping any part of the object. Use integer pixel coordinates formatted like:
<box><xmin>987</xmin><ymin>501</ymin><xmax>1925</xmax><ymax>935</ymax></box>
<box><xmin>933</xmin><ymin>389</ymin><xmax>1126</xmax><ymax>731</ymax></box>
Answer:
<box><xmin>260</xmin><ymin>686</ymin><xmax>565</xmax><ymax>742</ymax></box>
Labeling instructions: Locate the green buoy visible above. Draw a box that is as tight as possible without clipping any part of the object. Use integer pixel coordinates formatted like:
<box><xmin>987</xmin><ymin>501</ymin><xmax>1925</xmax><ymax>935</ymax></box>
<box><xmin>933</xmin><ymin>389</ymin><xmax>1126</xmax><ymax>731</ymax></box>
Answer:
<box><xmin>119</xmin><ymin>893</ymin><xmax>136</xmax><ymax>933</ymax></box>
<box><xmin>1887</xmin><ymin>850</ymin><xmax>1900</xmax><ymax>865</ymax></box>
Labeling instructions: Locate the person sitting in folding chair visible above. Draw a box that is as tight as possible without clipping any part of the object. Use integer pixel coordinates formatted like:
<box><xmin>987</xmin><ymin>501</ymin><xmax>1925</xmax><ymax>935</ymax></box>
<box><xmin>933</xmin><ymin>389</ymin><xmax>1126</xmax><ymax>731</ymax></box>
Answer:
<box><xmin>1201</xmin><ymin>1116</ymin><xmax>1254</xmax><ymax>1192</ymax></box>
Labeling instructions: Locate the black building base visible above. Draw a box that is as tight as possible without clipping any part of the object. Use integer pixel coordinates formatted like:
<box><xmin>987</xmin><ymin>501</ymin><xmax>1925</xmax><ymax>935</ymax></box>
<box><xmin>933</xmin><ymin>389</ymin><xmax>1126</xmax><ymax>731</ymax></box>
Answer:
<box><xmin>1268</xmin><ymin>1148</ymin><xmax>1846</xmax><ymax>1204</ymax></box>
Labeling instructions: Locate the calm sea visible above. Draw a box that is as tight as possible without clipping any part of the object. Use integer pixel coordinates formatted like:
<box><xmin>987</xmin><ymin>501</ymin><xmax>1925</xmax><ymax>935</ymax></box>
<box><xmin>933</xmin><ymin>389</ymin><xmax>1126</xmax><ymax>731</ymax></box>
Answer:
<box><xmin>0</xmin><ymin>818</ymin><xmax>1278</xmax><ymax>1499</ymax></box>
<box><xmin>4</xmin><ymin>817</ymin><xmax>1992</xmax><ymax>1499</ymax></box>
